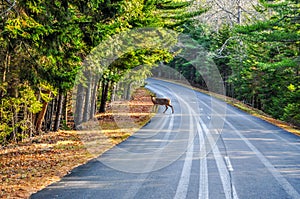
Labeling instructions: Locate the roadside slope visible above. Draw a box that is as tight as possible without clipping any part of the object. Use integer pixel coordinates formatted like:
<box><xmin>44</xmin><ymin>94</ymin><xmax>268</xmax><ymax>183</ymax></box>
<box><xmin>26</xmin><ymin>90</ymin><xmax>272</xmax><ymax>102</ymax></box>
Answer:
<box><xmin>0</xmin><ymin>88</ymin><xmax>153</xmax><ymax>199</ymax></box>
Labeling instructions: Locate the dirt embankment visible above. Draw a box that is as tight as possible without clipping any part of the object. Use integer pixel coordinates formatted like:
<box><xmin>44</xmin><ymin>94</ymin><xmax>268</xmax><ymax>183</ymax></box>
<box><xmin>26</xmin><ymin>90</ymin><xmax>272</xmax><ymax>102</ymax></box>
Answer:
<box><xmin>0</xmin><ymin>88</ymin><xmax>153</xmax><ymax>199</ymax></box>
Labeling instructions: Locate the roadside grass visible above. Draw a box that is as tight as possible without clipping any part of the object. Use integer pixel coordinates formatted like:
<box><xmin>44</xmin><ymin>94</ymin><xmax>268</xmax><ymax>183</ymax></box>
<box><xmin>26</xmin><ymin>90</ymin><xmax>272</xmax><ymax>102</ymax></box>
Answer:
<box><xmin>0</xmin><ymin>131</ymin><xmax>92</xmax><ymax>199</ymax></box>
<box><xmin>0</xmin><ymin>87</ymin><xmax>154</xmax><ymax>199</ymax></box>
<box><xmin>223</xmin><ymin>97</ymin><xmax>300</xmax><ymax>136</ymax></box>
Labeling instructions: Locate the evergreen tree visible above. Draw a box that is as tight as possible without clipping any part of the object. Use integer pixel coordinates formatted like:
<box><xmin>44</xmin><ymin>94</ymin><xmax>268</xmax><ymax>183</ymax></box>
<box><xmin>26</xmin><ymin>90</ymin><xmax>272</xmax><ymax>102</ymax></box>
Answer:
<box><xmin>216</xmin><ymin>0</ymin><xmax>300</xmax><ymax>125</ymax></box>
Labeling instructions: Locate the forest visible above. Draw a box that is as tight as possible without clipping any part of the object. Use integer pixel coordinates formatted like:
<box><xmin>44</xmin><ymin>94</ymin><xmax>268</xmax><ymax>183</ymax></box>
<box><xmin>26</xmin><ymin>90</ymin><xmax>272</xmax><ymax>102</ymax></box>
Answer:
<box><xmin>0</xmin><ymin>0</ymin><xmax>299</xmax><ymax>144</ymax></box>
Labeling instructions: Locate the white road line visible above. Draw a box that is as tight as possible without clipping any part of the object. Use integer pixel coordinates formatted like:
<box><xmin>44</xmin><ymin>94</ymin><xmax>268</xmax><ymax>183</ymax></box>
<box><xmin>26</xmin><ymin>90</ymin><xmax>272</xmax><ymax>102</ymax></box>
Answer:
<box><xmin>212</xmin><ymin>96</ymin><xmax>300</xmax><ymax>152</ymax></box>
<box><xmin>225</xmin><ymin>107</ymin><xmax>300</xmax><ymax>151</ymax></box>
<box><xmin>173</xmin><ymin>89</ymin><xmax>234</xmax><ymax>199</ymax></box>
<box><xmin>226</xmin><ymin>121</ymin><xmax>300</xmax><ymax>199</ymax></box>
<box><xmin>196</xmin><ymin>122</ymin><xmax>209</xmax><ymax>199</ymax></box>
<box><xmin>172</xmin><ymin>88</ymin><xmax>211</xmax><ymax>199</ymax></box>
<box><xmin>150</xmin><ymin>83</ymin><xmax>236</xmax><ymax>199</ymax></box>
<box><xmin>148</xmin><ymin>84</ymin><xmax>197</xmax><ymax>199</ymax></box>
<box><xmin>198</xmin><ymin>89</ymin><xmax>300</xmax><ymax>199</ymax></box>
<box><xmin>174</xmin><ymin>133</ymin><xmax>194</xmax><ymax>199</ymax></box>
<box><xmin>197</xmin><ymin>100</ymin><xmax>238</xmax><ymax>199</ymax></box>
<box><xmin>224</xmin><ymin>156</ymin><xmax>234</xmax><ymax>172</ymax></box>
<box><xmin>198</xmin><ymin>117</ymin><xmax>239</xmax><ymax>199</ymax></box>
<box><xmin>174</xmin><ymin>99</ymin><xmax>195</xmax><ymax>199</ymax></box>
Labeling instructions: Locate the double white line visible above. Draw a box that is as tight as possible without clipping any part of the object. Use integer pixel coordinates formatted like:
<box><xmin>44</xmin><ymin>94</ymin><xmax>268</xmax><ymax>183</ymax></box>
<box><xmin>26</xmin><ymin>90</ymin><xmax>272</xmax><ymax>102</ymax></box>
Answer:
<box><xmin>147</xmin><ymin>83</ymin><xmax>239</xmax><ymax>199</ymax></box>
<box><xmin>197</xmin><ymin>116</ymin><xmax>238</xmax><ymax>199</ymax></box>
<box><xmin>200</xmin><ymin>95</ymin><xmax>300</xmax><ymax>199</ymax></box>
<box><xmin>173</xmin><ymin>91</ymin><xmax>238</xmax><ymax>199</ymax></box>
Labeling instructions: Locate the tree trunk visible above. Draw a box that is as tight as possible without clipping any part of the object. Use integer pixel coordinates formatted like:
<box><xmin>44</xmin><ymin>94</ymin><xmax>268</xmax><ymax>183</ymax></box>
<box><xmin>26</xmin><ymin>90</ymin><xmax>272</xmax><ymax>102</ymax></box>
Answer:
<box><xmin>2</xmin><ymin>51</ymin><xmax>9</xmax><ymax>82</ymax></box>
<box><xmin>53</xmin><ymin>91</ymin><xmax>64</xmax><ymax>131</ymax></box>
<box><xmin>90</xmin><ymin>77</ymin><xmax>99</xmax><ymax>118</ymax></box>
<box><xmin>111</xmin><ymin>82</ymin><xmax>116</xmax><ymax>102</ymax></box>
<box><xmin>83</xmin><ymin>78</ymin><xmax>92</xmax><ymax>122</ymax></box>
<box><xmin>63</xmin><ymin>93</ymin><xmax>68</xmax><ymax>126</ymax></box>
<box><xmin>126</xmin><ymin>81</ymin><xmax>133</xmax><ymax>100</ymax></box>
<box><xmin>11</xmin><ymin>108</ymin><xmax>18</xmax><ymax>142</ymax></box>
<box><xmin>190</xmin><ymin>65</ymin><xmax>196</xmax><ymax>84</ymax></box>
<box><xmin>44</xmin><ymin>100</ymin><xmax>51</xmax><ymax>132</ymax></box>
<box><xmin>237</xmin><ymin>0</ymin><xmax>241</xmax><ymax>24</ymax></box>
<box><xmin>74</xmin><ymin>83</ymin><xmax>85</xmax><ymax>127</ymax></box>
<box><xmin>45</xmin><ymin>99</ymin><xmax>55</xmax><ymax>132</ymax></box>
<box><xmin>99</xmin><ymin>79</ymin><xmax>110</xmax><ymax>113</ymax></box>
<box><xmin>1</xmin><ymin>51</ymin><xmax>10</xmax><ymax>97</ymax></box>
<box><xmin>35</xmin><ymin>91</ymin><xmax>51</xmax><ymax>133</ymax></box>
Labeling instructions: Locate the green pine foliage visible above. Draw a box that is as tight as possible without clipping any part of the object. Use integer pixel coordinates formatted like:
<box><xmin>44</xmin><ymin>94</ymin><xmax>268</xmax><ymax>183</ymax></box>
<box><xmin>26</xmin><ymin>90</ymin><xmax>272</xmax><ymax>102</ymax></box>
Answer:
<box><xmin>0</xmin><ymin>0</ymin><xmax>199</xmax><ymax>144</ymax></box>
<box><xmin>214</xmin><ymin>0</ymin><xmax>300</xmax><ymax>126</ymax></box>
<box><xmin>165</xmin><ymin>0</ymin><xmax>300</xmax><ymax>127</ymax></box>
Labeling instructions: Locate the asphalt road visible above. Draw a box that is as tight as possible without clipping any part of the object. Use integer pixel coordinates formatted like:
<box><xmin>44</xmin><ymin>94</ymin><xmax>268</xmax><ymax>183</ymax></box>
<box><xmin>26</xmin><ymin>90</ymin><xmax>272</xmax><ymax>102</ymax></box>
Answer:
<box><xmin>31</xmin><ymin>78</ymin><xmax>300</xmax><ymax>199</ymax></box>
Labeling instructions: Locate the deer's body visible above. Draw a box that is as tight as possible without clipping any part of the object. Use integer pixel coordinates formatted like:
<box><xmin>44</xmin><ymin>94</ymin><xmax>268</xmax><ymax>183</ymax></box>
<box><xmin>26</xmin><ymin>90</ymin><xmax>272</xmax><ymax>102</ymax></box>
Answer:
<box><xmin>151</xmin><ymin>96</ymin><xmax>174</xmax><ymax>114</ymax></box>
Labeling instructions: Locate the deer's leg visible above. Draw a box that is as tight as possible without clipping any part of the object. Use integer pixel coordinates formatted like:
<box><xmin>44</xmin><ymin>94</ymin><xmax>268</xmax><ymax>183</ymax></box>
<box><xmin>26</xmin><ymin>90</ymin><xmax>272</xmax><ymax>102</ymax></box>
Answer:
<box><xmin>169</xmin><ymin>105</ymin><xmax>174</xmax><ymax>114</ymax></box>
<box><xmin>163</xmin><ymin>105</ymin><xmax>168</xmax><ymax>113</ymax></box>
<box><xmin>152</xmin><ymin>104</ymin><xmax>157</xmax><ymax>113</ymax></box>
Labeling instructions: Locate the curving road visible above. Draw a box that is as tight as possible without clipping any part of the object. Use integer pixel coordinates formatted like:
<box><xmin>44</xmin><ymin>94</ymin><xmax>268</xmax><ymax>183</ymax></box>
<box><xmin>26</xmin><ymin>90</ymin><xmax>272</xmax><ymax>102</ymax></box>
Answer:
<box><xmin>31</xmin><ymin>78</ymin><xmax>300</xmax><ymax>199</ymax></box>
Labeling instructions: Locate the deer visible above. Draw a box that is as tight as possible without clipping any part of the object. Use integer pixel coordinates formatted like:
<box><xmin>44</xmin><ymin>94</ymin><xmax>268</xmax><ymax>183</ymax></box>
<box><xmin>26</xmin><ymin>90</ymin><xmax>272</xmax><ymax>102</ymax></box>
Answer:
<box><xmin>151</xmin><ymin>96</ymin><xmax>174</xmax><ymax>114</ymax></box>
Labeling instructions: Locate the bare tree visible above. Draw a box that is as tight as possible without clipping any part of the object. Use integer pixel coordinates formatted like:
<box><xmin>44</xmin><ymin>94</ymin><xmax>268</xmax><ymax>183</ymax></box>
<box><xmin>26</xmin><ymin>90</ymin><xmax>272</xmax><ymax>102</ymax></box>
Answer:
<box><xmin>0</xmin><ymin>0</ymin><xmax>16</xmax><ymax>17</ymax></box>
<box><xmin>194</xmin><ymin>0</ymin><xmax>263</xmax><ymax>30</ymax></box>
